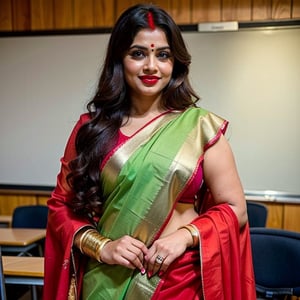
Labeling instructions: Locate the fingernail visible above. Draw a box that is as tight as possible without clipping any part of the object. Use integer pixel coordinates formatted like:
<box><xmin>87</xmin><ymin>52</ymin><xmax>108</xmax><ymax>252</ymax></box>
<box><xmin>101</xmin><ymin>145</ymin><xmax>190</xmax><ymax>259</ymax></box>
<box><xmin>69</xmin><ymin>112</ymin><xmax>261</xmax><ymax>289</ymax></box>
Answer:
<box><xmin>147</xmin><ymin>271</ymin><xmax>152</xmax><ymax>278</ymax></box>
<box><xmin>141</xmin><ymin>268</ymin><xmax>146</xmax><ymax>275</ymax></box>
<box><xmin>158</xmin><ymin>270</ymin><xmax>164</xmax><ymax>277</ymax></box>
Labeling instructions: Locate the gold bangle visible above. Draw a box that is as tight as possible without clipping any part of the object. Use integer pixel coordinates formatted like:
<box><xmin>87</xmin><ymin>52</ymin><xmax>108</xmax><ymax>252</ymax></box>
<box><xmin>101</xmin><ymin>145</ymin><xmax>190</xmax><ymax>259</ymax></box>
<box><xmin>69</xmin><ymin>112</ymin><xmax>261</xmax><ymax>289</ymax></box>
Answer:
<box><xmin>80</xmin><ymin>229</ymin><xmax>112</xmax><ymax>263</ymax></box>
<box><xmin>179</xmin><ymin>224</ymin><xmax>199</xmax><ymax>248</ymax></box>
<box><xmin>96</xmin><ymin>238</ymin><xmax>112</xmax><ymax>263</ymax></box>
<box><xmin>78</xmin><ymin>228</ymin><xmax>95</xmax><ymax>254</ymax></box>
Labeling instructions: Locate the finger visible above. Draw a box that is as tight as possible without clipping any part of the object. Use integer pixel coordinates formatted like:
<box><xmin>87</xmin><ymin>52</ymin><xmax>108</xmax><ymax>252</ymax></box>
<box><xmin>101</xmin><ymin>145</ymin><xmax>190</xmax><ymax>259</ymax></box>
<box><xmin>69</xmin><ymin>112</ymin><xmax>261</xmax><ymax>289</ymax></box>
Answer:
<box><xmin>157</xmin><ymin>255</ymin><xmax>171</xmax><ymax>277</ymax></box>
<box><xmin>131</xmin><ymin>243</ymin><xmax>147</xmax><ymax>263</ymax></box>
<box><xmin>143</xmin><ymin>244</ymin><xmax>157</xmax><ymax>270</ymax></box>
<box><xmin>126</xmin><ymin>238</ymin><xmax>149</xmax><ymax>261</ymax></box>
<box><xmin>118</xmin><ymin>256</ymin><xmax>137</xmax><ymax>269</ymax></box>
<box><xmin>144</xmin><ymin>244</ymin><xmax>156</xmax><ymax>261</ymax></box>
<box><xmin>116</xmin><ymin>248</ymin><xmax>143</xmax><ymax>269</ymax></box>
<box><xmin>147</xmin><ymin>253</ymin><xmax>166</xmax><ymax>278</ymax></box>
<box><xmin>153</xmin><ymin>254</ymin><xmax>165</xmax><ymax>274</ymax></box>
<box><xmin>127</xmin><ymin>249</ymin><xmax>144</xmax><ymax>270</ymax></box>
<box><xmin>122</xmin><ymin>243</ymin><xmax>147</xmax><ymax>272</ymax></box>
<box><xmin>106</xmin><ymin>240</ymin><xmax>142</xmax><ymax>269</ymax></box>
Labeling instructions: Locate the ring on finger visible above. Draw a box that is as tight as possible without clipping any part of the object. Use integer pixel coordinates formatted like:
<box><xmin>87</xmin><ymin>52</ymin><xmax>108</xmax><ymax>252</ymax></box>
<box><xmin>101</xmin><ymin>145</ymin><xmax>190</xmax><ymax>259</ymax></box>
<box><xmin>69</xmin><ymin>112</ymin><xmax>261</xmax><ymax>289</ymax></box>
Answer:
<box><xmin>155</xmin><ymin>255</ymin><xmax>164</xmax><ymax>264</ymax></box>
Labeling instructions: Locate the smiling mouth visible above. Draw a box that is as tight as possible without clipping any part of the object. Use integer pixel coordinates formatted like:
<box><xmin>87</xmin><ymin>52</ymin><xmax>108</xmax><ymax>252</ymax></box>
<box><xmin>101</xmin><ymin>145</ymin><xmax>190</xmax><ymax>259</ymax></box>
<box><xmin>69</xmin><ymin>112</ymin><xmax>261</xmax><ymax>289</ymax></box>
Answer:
<box><xmin>139</xmin><ymin>76</ymin><xmax>160</xmax><ymax>85</ymax></box>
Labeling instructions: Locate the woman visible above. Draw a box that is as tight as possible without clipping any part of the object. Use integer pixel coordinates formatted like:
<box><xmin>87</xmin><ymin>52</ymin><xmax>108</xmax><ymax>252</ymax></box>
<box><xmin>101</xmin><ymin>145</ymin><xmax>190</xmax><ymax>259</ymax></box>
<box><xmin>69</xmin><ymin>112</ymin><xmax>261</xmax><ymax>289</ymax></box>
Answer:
<box><xmin>44</xmin><ymin>4</ymin><xmax>256</xmax><ymax>300</ymax></box>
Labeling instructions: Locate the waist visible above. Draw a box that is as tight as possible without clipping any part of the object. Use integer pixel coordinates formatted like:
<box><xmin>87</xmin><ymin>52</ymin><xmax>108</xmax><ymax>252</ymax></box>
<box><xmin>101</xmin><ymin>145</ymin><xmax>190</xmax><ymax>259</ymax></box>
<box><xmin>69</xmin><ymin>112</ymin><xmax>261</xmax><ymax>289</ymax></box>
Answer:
<box><xmin>160</xmin><ymin>203</ymin><xmax>198</xmax><ymax>237</ymax></box>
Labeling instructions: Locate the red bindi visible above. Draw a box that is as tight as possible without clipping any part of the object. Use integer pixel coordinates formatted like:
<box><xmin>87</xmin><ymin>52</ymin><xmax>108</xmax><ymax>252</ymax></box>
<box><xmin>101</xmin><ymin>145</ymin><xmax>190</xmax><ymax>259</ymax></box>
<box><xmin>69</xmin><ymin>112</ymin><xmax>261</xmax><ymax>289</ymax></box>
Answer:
<box><xmin>151</xmin><ymin>44</ymin><xmax>154</xmax><ymax>47</ymax></box>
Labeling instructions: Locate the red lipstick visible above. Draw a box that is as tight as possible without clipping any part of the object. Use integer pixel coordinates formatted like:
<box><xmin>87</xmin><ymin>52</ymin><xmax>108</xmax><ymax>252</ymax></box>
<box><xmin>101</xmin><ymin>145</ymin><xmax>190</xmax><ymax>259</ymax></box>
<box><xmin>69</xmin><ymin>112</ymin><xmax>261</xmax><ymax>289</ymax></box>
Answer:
<box><xmin>139</xmin><ymin>75</ymin><xmax>160</xmax><ymax>85</ymax></box>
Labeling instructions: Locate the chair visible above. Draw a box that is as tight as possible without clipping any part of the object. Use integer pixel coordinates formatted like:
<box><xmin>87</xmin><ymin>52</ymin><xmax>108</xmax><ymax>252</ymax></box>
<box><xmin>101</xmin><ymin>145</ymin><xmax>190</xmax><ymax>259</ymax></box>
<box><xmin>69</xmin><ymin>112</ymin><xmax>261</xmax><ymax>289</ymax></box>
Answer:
<box><xmin>247</xmin><ymin>201</ymin><xmax>268</xmax><ymax>227</ymax></box>
<box><xmin>11</xmin><ymin>205</ymin><xmax>48</xmax><ymax>256</ymax></box>
<box><xmin>12</xmin><ymin>205</ymin><xmax>48</xmax><ymax>229</ymax></box>
<box><xmin>250</xmin><ymin>228</ymin><xmax>300</xmax><ymax>299</ymax></box>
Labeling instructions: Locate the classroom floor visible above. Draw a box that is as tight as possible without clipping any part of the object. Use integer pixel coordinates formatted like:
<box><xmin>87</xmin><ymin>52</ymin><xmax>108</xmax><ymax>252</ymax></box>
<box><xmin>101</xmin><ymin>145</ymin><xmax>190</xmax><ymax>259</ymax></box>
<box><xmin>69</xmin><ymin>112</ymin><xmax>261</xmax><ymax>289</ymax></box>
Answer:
<box><xmin>19</xmin><ymin>291</ymin><xmax>32</xmax><ymax>300</ymax></box>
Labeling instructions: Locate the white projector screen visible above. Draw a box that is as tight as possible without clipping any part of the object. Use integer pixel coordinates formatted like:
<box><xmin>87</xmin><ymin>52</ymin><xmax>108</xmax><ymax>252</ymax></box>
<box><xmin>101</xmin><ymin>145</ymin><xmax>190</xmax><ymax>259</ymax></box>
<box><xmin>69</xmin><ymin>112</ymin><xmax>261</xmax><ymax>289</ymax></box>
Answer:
<box><xmin>0</xmin><ymin>27</ymin><xmax>299</xmax><ymax>195</ymax></box>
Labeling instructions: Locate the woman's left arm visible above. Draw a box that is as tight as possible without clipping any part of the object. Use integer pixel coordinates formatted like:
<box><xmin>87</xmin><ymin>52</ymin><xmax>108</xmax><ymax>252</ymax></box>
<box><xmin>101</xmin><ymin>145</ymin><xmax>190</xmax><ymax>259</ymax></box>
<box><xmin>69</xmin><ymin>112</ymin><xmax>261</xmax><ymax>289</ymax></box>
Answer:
<box><xmin>203</xmin><ymin>134</ymin><xmax>247</xmax><ymax>227</ymax></box>
<box><xmin>144</xmin><ymin>134</ymin><xmax>247</xmax><ymax>277</ymax></box>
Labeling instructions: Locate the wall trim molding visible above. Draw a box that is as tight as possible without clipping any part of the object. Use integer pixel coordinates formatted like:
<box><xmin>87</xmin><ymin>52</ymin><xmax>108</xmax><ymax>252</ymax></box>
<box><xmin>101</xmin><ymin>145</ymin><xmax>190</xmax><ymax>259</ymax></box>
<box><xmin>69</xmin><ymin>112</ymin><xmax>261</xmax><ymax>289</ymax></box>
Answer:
<box><xmin>0</xmin><ymin>184</ymin><xmax>53</xmax><ymax>195</ymax></box>
<box><xmin>0</xmin><ymin>19</ymin><xmax>299</xmax><ymax>37</ymax></box>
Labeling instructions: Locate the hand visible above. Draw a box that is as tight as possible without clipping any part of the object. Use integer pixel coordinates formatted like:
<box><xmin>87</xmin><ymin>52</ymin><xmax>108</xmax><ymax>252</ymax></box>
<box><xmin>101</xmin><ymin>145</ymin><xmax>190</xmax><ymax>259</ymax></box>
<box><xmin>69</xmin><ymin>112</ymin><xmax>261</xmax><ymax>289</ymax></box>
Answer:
<box><xmin>143</xmin><ymin>228</ymin><xmax>192</xmax><ymax>278</ymax></box>
<box><xmin>99</xmin><ymin>235</ymin><xmax>148</xmax><ymax>272</ymax></box>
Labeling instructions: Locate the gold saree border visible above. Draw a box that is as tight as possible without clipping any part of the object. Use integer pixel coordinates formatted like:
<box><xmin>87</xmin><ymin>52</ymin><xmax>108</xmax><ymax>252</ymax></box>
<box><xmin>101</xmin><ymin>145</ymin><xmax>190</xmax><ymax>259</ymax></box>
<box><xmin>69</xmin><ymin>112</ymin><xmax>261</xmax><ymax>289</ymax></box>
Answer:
<box><xmin>101</xmin><ymin>111</ymin><xmax>181</xmax><ymax>187</ymax></box>
<box><xmin>124</xmin><ymin>109</ymin><xmax>226</xmax><ymax>299</ymax></box>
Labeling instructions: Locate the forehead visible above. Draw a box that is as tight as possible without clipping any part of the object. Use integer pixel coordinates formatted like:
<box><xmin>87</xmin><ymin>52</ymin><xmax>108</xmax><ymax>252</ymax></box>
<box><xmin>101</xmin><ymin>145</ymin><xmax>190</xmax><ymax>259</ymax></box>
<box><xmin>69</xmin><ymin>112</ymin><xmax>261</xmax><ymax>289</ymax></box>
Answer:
<box><xmin>131</xmin><ymin>28</ymin><xmax>169</xmax><ymax>47</ymax></box>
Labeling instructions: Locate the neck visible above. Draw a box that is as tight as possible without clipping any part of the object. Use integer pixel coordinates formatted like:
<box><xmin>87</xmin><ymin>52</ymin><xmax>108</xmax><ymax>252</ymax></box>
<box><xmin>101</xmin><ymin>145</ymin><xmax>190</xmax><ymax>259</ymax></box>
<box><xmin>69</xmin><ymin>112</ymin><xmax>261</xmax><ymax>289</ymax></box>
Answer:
<box><xmin>130</xmin><ymin>96</ymin><xmax>164</xmax><ymax>117</ymax></box>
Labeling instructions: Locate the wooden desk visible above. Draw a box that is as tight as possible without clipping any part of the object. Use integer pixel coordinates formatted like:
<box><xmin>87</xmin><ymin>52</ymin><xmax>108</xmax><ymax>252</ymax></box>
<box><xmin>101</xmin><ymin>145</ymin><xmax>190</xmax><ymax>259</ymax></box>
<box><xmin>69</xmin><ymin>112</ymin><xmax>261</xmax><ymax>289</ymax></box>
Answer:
<box><xmin>1</xmin><ymin>256</ymin><xmax>44</xmax><ymax>300</ymax></box>
<box><xmin>0</xmin><ymin>215</ymin><xmax>12</xmax><ymax>228</ymax></box>
<box><xmin>0</xmin><ymin>230</ymin><xmax>45</xmax><ymax>300</ymax></box>
<box><xmin>2</xmin><ymin>256</ymin><xmax>44</xmax><ymax>277</ymax></box>
<box><xmin>0</xmin><ymin>228</ymin><xmax>46</xmax><ymax>246</ymax></box>
<box><xmin>0</xmin><ymin>228</ymin><xmax>46</xmax><ymax>254</ymax></box>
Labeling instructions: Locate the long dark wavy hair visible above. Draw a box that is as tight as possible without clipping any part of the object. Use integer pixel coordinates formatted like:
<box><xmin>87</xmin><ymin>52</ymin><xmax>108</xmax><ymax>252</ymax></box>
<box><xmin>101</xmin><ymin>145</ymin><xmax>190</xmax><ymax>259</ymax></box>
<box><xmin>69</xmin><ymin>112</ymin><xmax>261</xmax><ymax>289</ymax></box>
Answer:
<box><xmin>67</xmin><ymin>4</ymin><xmax>199</xmax><ymax>220</ymax></box>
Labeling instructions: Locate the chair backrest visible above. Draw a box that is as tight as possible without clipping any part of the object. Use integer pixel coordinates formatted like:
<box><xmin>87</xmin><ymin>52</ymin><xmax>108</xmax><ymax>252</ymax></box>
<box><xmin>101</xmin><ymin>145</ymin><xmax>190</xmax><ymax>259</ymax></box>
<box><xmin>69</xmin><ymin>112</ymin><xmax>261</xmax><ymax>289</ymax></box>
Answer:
<box><xmin>247</xmin><ymin>201</ymin><xmax>268</xmax><ymax>227</ymax></box>
<box><xmin>250</xmin><ymin>228</ymin><xmax>300</xmax><ymax>298</ymax></box>
<box><xmin>12</xmin><ymin>205</ymin><xmax>48</xmax><ymax>229</ymax></box>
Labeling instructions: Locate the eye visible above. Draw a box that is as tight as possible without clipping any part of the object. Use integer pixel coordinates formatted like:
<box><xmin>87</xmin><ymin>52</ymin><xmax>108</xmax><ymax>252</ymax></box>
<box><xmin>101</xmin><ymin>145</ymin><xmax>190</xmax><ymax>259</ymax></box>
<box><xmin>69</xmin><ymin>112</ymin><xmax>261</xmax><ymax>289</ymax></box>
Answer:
<box><xmin>129</xmin><ymin>49</ymin><xmax>146</xmax><ymax>59</ymax></box>
<box><xmin>157</xmin><ymin>51</ymin><xmax>172</xmax><ymax>60</ymax></box>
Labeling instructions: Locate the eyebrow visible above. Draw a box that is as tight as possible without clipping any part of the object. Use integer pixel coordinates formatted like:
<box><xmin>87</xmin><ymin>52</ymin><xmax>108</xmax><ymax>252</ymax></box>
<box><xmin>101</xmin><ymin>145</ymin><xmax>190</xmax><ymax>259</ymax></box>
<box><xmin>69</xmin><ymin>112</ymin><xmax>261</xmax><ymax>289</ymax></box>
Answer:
<box><xmin>128</xmin><ymin>45</ymin><xmax>171</xmax><ymax>51</ymax></box>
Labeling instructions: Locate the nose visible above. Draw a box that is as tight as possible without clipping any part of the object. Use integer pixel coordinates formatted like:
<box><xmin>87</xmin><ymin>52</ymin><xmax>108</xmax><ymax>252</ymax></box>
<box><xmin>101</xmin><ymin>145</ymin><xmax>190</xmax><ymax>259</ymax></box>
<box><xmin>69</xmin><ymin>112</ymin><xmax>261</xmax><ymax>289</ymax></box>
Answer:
<box><xmin>143</xmin><ymin>54</ymin><xmax>157</xmax><ymax>73</ymax></box>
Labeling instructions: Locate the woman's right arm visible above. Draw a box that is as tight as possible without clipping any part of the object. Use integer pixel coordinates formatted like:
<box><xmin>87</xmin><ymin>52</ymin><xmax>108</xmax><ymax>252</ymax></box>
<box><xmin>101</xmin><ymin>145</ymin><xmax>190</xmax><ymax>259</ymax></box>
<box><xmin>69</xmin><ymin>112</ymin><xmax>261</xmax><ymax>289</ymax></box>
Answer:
<box><xmin>47</xmin><ymin>114</ymin><xmax>93</xmax><ymax>246</ymax></box>
<box><xmin>44</xmin><ymin>114</ymin><xmax>94</xmax><ymax>299</ymax></box>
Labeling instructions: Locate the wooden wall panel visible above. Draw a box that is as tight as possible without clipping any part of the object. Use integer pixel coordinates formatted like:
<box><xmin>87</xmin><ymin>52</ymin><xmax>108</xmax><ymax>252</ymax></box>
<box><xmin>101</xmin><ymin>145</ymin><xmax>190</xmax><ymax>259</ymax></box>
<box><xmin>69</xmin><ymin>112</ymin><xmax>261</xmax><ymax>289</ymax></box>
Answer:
<box><xmin>94</xmin><ymin>0</ymin><xmax>114</xmax><ymax>27</ymax></box>
<box><xmin>74</xmin><ymin>0</ymin><xmax>94</xmax><ymax>28</ymax></box>
<box><xmin>37</xmin><ymin>195</ymin><xmax>50</xmax><ymax>205</ymax></box>
<box><xmin>1</xmin><ymin>0</ymin><xmax>299</xmax><ymax>32</ymax></box>
<box><xmin>1</xmin><ymin>190</ymin><xmax>300</xmax><ymax>233</ymax></box>
<box><xmin>252</xmin><ymin>0</ymin><xmax>272</xmax><ymax>20</ymax></box>
<box><xmin>54</xmin><ymin>0</ymin><xmax>74</xmax><ymax>29</ymax></box>
<box><xmin>0</xmin><ymin>195</ymin><xmax>37</xmax><ymax>215</ymax></box>
<box><xmin>292</xmin><ymin>0</ymin><xmax>300</xmax><ymax>17</ymax></box>
<box><xmin>170</xmin><ymin>0</ymin><xmax>192</xmax><ymax>24</ymax></box>
<box><xmin>283</xmin><ymin>204</ymin><xmax>300</xmax><ymax>232</ymax></box>
<box><xmin>222</xmin><ymin>0</ymin><xmax>252</xmax><ymax>21</ymax></box>
<box><xmin>191</xmin><ymin>0</ymin><xmax>221</xmax><ymax>22</ymax></box>
<box><xmin>115</xmin><ymin>0</ymin><xmax>140</xmax><ymax>19</ymax></box>
<box><xmin>115</xmin><ymin>0</ymin><xmax>171</xmax><ymax>19</ymax></box>
<box><xmin>114</xmin><ymin>0</ymin><xmax>192</xmax><ymax>24</ymax></box>
<box><xmin>272</xmin><ymin>0</ymin><xmax>292</xmax><ymax>19</ymax></box>
<box><xmin>12</xmin><ymin>0</ymin><xmax>31</xmax><ymax>30</ymax></box>
<box><xmin>30</xmin><ymin>0</ymin><xmax>54</xmax><ymax>30</ymax></box>
<box><xmin>0</xmin><ymin>0</ymin><xmax>13</xmax><ymax>31</ymax></box>
<box><xmin>150</xmin><ymin>0</ymin><xmax>171</xmax><ymax>12</ymax></box>
<box><xmin>265</xmin><ymin>203</ymin><xmax>284</xmax><ymax>229</ymax></box>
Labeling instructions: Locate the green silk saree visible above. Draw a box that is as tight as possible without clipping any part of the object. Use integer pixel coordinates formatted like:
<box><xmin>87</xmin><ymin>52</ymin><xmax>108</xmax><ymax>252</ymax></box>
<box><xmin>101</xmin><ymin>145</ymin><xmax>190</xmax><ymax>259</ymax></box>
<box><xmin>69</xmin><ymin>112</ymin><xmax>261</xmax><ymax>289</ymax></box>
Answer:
<box><xmin>82</xmin><ymin>107</ymin><xmax>227</xmax><ymax>299</ymax></box>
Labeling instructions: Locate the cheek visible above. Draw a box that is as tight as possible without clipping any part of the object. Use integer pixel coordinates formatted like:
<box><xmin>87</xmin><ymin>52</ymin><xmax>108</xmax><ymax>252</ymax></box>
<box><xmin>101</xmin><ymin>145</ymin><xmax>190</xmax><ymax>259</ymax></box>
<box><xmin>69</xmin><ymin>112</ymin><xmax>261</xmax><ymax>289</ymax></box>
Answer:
<box><xmin>161</xmin><ymin>63</ymin><xmax>173</xmax><ymax>77</ymax></box>
<box><xmin>124</xmin><ymin>61</ymin><xmax>142</xmax><ymax>76</ymax></box>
